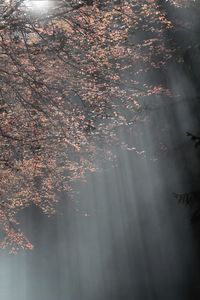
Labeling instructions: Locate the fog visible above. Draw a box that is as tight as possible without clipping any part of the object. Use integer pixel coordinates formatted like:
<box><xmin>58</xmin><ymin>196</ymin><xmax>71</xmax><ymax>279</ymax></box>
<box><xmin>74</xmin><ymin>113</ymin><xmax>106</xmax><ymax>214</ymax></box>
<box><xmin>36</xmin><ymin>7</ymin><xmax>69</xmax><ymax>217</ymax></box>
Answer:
<box><xmin>1</xmin><ymin>2</ymin><xmax>200</xmax><ymax>300</ymax></box>
<box><xmin>1</xmin><ymin>88</ymin><xmax>200</xmax><ymax>299</ymax></box>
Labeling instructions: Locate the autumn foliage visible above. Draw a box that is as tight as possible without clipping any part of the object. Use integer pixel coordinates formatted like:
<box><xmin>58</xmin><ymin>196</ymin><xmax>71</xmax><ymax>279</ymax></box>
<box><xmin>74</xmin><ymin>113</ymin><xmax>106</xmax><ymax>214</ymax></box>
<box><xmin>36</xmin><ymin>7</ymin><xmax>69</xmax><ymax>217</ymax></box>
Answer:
<box><xmin>0</xmin><ymin>0</ymin><xmax>197</xmax><ymax>253</ymax></box>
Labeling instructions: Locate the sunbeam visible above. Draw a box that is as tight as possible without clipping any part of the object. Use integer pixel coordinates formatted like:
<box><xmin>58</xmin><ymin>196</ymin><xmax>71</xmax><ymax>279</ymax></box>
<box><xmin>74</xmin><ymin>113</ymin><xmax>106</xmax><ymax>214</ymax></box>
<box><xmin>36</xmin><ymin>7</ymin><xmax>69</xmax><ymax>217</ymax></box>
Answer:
<box><xmin>1</xmin><ymin>1</ymin><xmax>200</xmax><ymax>300</ymax></box>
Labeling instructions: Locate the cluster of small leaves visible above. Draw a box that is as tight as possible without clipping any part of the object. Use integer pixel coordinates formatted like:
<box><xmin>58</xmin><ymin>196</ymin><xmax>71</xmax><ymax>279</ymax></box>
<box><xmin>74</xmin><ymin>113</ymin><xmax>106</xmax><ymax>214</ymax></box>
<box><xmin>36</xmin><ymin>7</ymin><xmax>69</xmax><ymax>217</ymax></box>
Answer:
<box><xmin>0</xmin><ymin>0</ymin><xmax>193</xmax><ymax>252</ymax></box>
<box><xmin>186</xmin><ymin>132</ymin><xmax>200</xmax><ymax>148</ymax></box>
<box><xmin>174</xmin><ymin>131</ymin><xmax>200</xmax><ymax>224</ymax></box>
<box><xmin>166</xmin><ymin>0</ymin><xmax>197</xmax><ymax>8</ymax></box>
<box><xmin>174</xmin><ymin>191</ymin><xmax>200</xmax><ymax>224</ymax></box>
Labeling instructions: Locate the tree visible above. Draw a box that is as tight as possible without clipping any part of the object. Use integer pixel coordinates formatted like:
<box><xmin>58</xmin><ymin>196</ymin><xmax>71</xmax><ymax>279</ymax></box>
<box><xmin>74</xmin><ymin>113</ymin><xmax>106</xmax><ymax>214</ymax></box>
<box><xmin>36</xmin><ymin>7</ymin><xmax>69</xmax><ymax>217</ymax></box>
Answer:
<box><xmin>0</xmin><ymin>0</ymin><xmax>197</xmax><ymax>253</ymax></box>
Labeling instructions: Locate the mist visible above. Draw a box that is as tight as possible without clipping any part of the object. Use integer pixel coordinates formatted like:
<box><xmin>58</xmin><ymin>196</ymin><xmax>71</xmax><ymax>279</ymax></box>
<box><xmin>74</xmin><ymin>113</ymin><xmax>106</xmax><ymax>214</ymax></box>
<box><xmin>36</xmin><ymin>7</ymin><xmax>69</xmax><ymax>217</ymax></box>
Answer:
<box><xmin>1</xmin><ymin>1</ymin><xmax>200</xmax><ymax>300</ymax></box>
